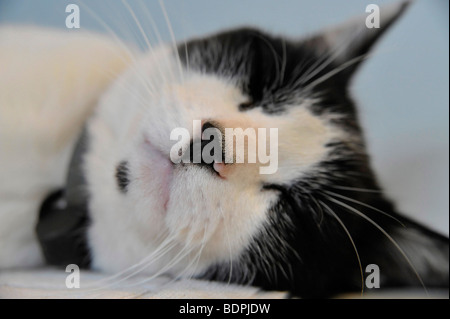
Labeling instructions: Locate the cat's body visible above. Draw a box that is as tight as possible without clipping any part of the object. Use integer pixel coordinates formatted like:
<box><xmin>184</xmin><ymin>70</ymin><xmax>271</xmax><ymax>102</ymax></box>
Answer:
<box><xmin>0</xmin><ymin>26</ymin><xmax>132</xmax><ymax>268</ymax></box>
<box><xmin>0</xmin><ymin>1</ymin><xmax>448</xmax><ymax>298</ymax></box>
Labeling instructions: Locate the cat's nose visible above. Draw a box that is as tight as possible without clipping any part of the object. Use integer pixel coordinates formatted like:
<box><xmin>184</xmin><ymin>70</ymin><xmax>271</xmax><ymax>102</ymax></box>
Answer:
<box><xmin>186</xmin><ymin>121</ymin><xmax>225</xmax><ymax>175</ymax></box>
<box><xmin>201</xmin><ymin>121</ymin><xmax>220</xmax><ymax>136</ymax></box>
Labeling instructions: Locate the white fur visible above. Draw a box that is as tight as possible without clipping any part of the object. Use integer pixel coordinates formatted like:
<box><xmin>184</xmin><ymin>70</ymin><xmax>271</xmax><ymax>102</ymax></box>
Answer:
<box><xmin>0</xmin><ymin>27</ymin><xmax>132</xmax><ymax>268</ymax></box>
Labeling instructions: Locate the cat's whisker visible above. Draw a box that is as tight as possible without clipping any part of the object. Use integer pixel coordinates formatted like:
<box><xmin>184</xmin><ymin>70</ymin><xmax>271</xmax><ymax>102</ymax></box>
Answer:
<box><xmin>177</xmin><ymin>220</ymin><xmax>212</xmax><ymax>282</ymax></box>
<box><xmin>117</xmin><ymin>0</ymin><xmax>187</xmax><ymax>119</ymax></box>
<box><xmin>253</xmin><ymin>33</ymin><xmax>281</xmax><ymax>93</ymax></box>
<box><xmin>279</xmin><ymin>39</ymin><xmax>287</xmax><ymax>88</ymax></box>
<box><xmin>120</xmin><ymin>244</ymin><xmax>200</xmax><ymax>293</ymax></box>
<box><xmin>275</xmin><ymin>228</ymin><xmax>298</xmax><ymax>283</ymax></box>
<box><xmin>137</xmin><ymin>0</ymin><xmax>164</xmax><ymax>52</ymax></box>
<box><xmin>319</xmin><ymin>199</ymin><xmax>364</xmax><ymax>296</ymax></box>
<box><xmin>297</xmin><ymin>23</ymin><xmax>367</xmax><ymax>89</ymax></box>
<box><xmin>331</xmin><ymin>185</ymin><xmax>382</xmax><ymax>193</ymax></box>
<box><xmin>253</xmin><ymin>238</ymin><xmax>274</xmax><ymax>285</ymax></box>
<box><xmin>183</xmin><ymin>222</ymin><xmax>211</xmax><ymax>281</ymax></box>
<box><xmin>93</xmin><ymin>241</ymin><xmax>192</xmax><ymax>293</ymax></box>
<box><xmin>182</xmin><ymin>39</ymin><xmax>191</xmax><ymax>78</ymax></box>
<box><xmin>122</xmin><ymin>239</ymin><xmax>198</xmax><ymax>289</ymax></box>
<box><xmin>100</xmin><ymin>242</ymin><xmax>179</xmax><ymax>290</ymax></box>
<box><xmin>119</xmin><ymin>213</ymin><xmax>217</xmax><ymax>289</ymax></box>
<box><xmin>79</xmin><ymin>232</ymin><xmax>179</xmax><ymax>293</ymax></box>
<box><xmin>283</xmin><ymin>54</ymin><xmax>315</xmax><ymax>92</ymax></box>
<box><xmin>302</xmin><ymin>53</ymin><xmax>370</xmax><ymax>93</ymax></box>
<box><xmin>262</xmin><ymin>223</ymin><xmax>289</xmax><ymax>284</ymax></box>
<box><xmin>121</xmin><ymin>0</ymin><xmax>152</xmax><ymax>53</ymax></box>
<box><xmin>121</xmin><ymin>0</ymin><xmax>173</xmax><ymax>91</ymax></box>
<box><xmin>271</xmin><ymin>244</ymin><xmax>290</xmax><ymax>284</ymax></box>
<box><xmin>60</xmin><ymin>235</ymin><xmax>180</xmax><ymax>299</ymax></box>
<box><xmin>297</xmin><ymin>32</ymin><xmax>353</xmax><ymax>87</ymax></box>
<box><xmin>158</xmin><ymin>0</ymin><xmax>184</xmax><ymax>84</ymax></box>
<box><xmin>323</xmin><ymin>194</ymin><xmax>428</xmax><ymax>295</ymax></box>
<box><xmin>324</xmin><ymin>190</ymin><xmax>406</xmax><ymax>227</ymax></box>
<box><xmin>294</xmin><ymin>49</ymin><xmax>335</xmax><ymax>89</ymax></box>
<box><xmin>307</xmin><ymin>193</ymin><xmax>325</xmax><ymax>227</ymax></box>
<box><xmin>135</xmin><ymin>0</ymin><xmax>181</xmax><ymax>113</ymax></box>
<box><xmin>218</xmin><ymin>204</ymin><xmax>234</xmax><ymax>285</ymax></box>
<box><xmin>78</xmin><ymin>1</ymin><xmax>156</xmax><ymax>97</ymax></box>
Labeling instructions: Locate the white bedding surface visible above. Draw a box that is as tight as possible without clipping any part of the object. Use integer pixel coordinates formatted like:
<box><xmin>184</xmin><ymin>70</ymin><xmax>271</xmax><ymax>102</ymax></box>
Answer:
<box><xmin>1</xmin><ymin>268</ymin><xmax>448</xmax><ymax>299</ymax></box>
<box><xmin>0</xmin><ymin>268</ymin><xmax>287</xmax><ymax>299</ymax></box>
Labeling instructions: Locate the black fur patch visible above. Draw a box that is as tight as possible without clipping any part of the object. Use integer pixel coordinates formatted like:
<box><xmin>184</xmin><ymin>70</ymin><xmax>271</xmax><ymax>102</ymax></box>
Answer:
<box><xmin>178</xmin><ymin>28</ymin><xmax>356</xmax><ymax>116</ymax></box>
<box><xmin>116</xmin><ymin>161</ymin><xmax>130</xmax><ymax>193</ymax></box>
<box><xmin>36</xmin><ymin>128</ymin><xmax>91</xmax><ymax>269</ymax></box>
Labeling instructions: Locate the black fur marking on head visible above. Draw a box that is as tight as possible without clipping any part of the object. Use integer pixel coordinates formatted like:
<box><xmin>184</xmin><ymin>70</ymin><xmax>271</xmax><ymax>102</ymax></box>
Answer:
<box><xmin>179</xmin><ymin>28</ymin><xmax>321</xmax><ymax>115</ymax></box>
<box><xmin>116</xmin><ymin>161</ymin><xmax>130</xmax><ymax>193</ymax></box>
<box><xmin>178</xmin><ymin>26</ymin><xmax>379</xmax><ymax>118</ymax></box>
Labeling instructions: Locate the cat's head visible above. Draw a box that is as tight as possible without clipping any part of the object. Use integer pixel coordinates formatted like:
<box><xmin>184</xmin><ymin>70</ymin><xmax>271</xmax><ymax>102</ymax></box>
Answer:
<box><xmin>84</xmin><ymin>2</ymin><xmax>410</xmax><ymax>291</ymax></box>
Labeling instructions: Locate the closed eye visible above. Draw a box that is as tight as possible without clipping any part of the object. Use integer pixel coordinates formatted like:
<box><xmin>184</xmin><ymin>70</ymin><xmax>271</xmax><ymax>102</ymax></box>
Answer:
<box><xmin>238</xmin><ymin>100</ymin><xmax>256</xmax><ymax>112</ymax></box>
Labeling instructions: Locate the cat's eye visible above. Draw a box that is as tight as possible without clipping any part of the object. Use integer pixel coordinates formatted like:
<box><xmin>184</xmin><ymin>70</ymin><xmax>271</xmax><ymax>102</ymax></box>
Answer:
<box><xmin>238</xmin><ymin>101</ymin><xmax>255</xmax><ymax>112</ymax></box>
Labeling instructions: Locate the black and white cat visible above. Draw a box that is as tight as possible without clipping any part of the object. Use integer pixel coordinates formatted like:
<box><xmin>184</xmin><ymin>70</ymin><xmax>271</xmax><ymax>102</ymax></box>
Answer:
<box><xmin>0</xmin><ymin>1</ymin><xmax>448</xmax><ymax>298</ymax></box>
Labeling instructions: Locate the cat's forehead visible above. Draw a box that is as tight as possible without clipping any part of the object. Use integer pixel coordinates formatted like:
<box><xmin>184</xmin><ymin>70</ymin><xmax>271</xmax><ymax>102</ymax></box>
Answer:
<box><xmin>178</xmin><ymin>27</ymin><xmax>307</xmax><ymax>66</ymax></box>
<box><xmin>178</xmin><ymin>28</ymin><xmax>318</xmax><ymax>96</ymax></box>
<box><xmin>173</xmin><ymin>27</ymin><xmax>364</xmax><ymax>120</ymax></box>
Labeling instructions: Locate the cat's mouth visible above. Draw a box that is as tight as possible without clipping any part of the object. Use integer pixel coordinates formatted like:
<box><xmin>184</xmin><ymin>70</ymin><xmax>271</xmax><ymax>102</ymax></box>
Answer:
<box><xmin>143</xmin><ymin>136</ymin><xmax>173</xmax><ymax>211</ymax></box>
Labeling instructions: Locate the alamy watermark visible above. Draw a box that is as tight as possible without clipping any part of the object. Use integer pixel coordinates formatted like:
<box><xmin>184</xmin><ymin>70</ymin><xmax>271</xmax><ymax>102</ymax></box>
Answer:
<box><xmin>365</xmin><ymin>263</ymin><xmax>380</xmax><ymax>289</ymax></box>
<box><xmin>65</xmin><ymin>4</ymin><xmax>80</xmax><ymax>29</ymax></box>
<box><xmin>65</xmin><ymin>264</ymin><xmax>80</xmax><ymax>288</ymax></box>
<box><xmin>365</xmin><ymin>4</ymin><xmax>380</xmax><ymax>29</ymax></box>
<box><xmin>169</xmin><ymin>120</ymin><xmax>279</xmax><ymax>175</ymax></box>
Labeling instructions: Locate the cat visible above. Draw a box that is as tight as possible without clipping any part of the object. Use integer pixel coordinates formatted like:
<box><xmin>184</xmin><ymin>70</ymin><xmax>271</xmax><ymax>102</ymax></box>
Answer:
<box><xmin>0</xmin><ymin>1</ymin><xmax>448</xmax><ymax>298</ymax></box>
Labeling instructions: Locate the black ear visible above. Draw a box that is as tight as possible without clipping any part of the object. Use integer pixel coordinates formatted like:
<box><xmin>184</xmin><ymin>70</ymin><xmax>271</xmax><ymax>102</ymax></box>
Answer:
<box><xmin>303</xmin><ymin>1</ymin><xmax>411</xmax><ymax>81</ymax></box>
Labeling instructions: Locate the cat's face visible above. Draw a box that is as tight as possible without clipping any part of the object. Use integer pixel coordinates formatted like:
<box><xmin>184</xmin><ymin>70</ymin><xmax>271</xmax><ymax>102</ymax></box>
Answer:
<box><xmin>84</xmin><ymin>4</ymin><xmax>408</xmax><ymax>282</ymax></box>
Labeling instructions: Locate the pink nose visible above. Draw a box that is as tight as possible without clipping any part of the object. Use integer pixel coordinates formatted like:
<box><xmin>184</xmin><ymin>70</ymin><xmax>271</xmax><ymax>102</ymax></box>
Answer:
<box><xmin>213</xmin><ymin>162</ymin><xmax>227</xmax><ymax>179</ymax></box>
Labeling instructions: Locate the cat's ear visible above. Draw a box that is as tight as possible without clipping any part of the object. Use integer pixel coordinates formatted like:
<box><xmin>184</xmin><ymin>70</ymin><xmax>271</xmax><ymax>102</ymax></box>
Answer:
<box><xmin>304</xmin><ymin>1</ymin><xmax>411</xmax><ymax>80</ymax></box>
